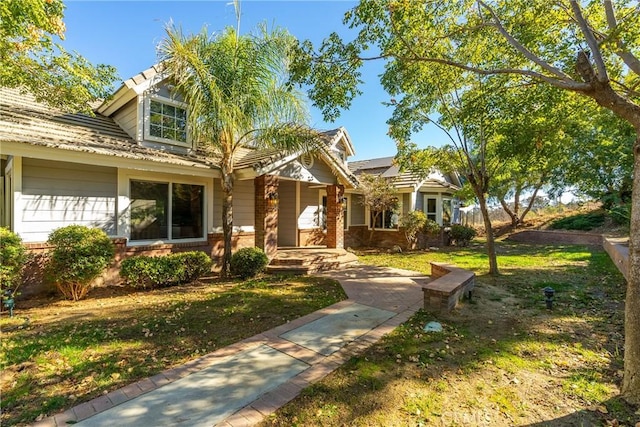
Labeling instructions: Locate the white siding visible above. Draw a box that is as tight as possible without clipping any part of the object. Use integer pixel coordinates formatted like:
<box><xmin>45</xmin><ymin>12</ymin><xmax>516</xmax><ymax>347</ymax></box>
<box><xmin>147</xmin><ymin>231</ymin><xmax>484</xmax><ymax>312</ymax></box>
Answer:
<box><xmin>112</xmin><ymin>98</ymin><xmax>138</xmax><ymax>139</ymax></box>
<box><xmin>350</xmin><ymin>194</ymin><xmax>366</xmax><ymax>225</ymax></box>
<box><xmin>21</xmin><ymin>158</ymin><xmax>117</xmax><ymax>242</ymax></box>
<box><xmin>298</xmin><ymin>184</ymin><xmax>321</xmax><ymax>229</ymax></box>
<box><xmin>212</xmin><ymin>178</ymin><xmax>254</xmax><ymax>229</ymax></box>
<box><xmin>274</xmin><ymin>156</ymin><xmax>337</xmax><ymax>185</ymax></box>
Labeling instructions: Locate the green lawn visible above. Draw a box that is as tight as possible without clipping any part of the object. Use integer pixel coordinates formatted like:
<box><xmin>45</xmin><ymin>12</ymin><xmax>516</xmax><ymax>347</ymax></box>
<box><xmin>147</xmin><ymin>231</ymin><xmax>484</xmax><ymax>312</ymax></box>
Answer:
<box><xmin>0</xmin><ymin>275</ymin><xmax>346</xmax><ymax>426</ymax></box>
<box><xmin>261</xmin><ymin>242</ymin><xmax>638</xmax><ymax>426</ymax></box>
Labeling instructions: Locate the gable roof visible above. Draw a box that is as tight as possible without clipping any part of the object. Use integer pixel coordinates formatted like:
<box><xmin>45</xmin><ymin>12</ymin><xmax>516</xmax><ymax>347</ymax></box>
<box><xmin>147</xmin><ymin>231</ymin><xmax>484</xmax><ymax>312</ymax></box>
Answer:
<box><xmin>1</xmin><ymin>86</ymin><xmax>358</xmax><ymax>187</ymax></box>
<box><xmin>0</xmin><ymin>87</ymin><xmax>216</xmax><ymax>172</ymax></box>
<box><xmin>233</xmin><ymin>129</ymin><xmax>359</xmax><ymax>188</ymax></box>
<box><xmin>347</xmin><ymin>155</ymin><xmax>461</xmax><ymax>192</ymax></box>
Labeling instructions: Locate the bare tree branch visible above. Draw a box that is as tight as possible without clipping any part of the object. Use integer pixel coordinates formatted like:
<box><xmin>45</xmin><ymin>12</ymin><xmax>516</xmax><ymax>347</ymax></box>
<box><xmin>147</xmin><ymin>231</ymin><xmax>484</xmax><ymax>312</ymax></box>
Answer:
<box><xmin>604</xmin><ymin>0</ymin><xmax>640</xmax><ymax>76</ymax></box>
<box><xmin>570</xmin><ymin>0</ymin><xmax>609</xmax><ymax>82</ymax></box>
<box><xmin>476</xmin><ymin>0</ymin><xmax>575</xmax><ymax>82</ymax></box>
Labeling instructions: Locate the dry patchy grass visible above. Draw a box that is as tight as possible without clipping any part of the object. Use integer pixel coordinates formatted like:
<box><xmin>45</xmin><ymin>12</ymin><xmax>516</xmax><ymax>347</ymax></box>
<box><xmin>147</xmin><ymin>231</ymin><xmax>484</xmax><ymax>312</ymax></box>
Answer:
<box><xmin>0</xmin><ymin>275</ymin><xmax>346</xmax><ymax>426</ymax></box>
<box><xmin>261</xmin><ymin>244</ymin><xmax>639</xmax><ymax>427</ymax></box>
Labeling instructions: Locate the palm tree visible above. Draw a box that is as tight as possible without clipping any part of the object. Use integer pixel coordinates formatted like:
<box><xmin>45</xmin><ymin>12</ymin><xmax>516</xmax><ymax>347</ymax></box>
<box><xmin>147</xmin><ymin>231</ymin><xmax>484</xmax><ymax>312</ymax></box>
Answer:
<box><xmin>159</xmin><ymin>23</ymin><xmax>319</xmax><ymax>277</ymax></box>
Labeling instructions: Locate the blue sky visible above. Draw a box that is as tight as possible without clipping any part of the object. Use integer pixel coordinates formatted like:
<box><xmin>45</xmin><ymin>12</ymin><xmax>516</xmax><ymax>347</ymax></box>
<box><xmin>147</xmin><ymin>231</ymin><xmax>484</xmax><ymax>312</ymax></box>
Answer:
<box><xmin>62</xmin><ymin>0</ymin><xmax>446</xmax><ymax>160</ymax></box>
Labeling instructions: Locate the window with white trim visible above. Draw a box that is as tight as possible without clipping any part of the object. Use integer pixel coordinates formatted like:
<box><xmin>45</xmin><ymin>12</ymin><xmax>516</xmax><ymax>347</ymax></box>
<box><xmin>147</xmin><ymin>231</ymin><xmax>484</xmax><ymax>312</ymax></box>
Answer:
<box><xmin>370</xmin><ymin>198</ymin><xmax>402</xmax><ymax>230</ymax></box>
<box><xmin>130</xmin><ymin>180</ymin><xmax>204</xmax><ymax>241</ymax></box>
<box><xmin>425</xmin><ymin>197</ymin><xmax>437</xmax><ymax>222</ymax></box>
<box><xmin>144</xmin><ymin>97</ymin><xmax>188</xmax><ymax>145</ymax></box>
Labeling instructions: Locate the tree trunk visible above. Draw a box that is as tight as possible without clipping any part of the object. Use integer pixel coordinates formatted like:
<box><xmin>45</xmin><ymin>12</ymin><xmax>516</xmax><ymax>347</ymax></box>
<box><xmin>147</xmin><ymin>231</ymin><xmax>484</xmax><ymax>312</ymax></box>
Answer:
<box><xmin>477</xmin><ymin>189</ymin><xmax>499</xmax><ymax>275</ymax></box>
<box><xmin>220</xmin><ymin>162</ymin><xmax>234</xmax><ymax>279</ymax></box>
<box><xmin>622</xmin><ymin>132</ymin><xmax>640</xmax><ymax>404</ymax></box>
<box><xmin>519</xmin><ymin>182</ymin><xmax>543</xmax><ymax>224</ymax></box>
<box><xmin>499</xmin><ymin>197</ymin><xmax>519</xmax><ymax>227</ymax></box>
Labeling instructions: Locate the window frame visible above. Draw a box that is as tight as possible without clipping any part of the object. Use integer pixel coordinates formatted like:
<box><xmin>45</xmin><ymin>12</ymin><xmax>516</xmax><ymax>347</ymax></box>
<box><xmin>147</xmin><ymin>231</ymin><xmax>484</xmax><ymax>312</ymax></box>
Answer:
<box><xmin>129</xmin><ymin>178</ymin><xmax>205</xmax><ymax>243</ymax></box>
<box><xmin>143</xmin><ymin>95</ymin><xmax>190</xmax><ymax>147</ymax></box>
<box><xmin>368</xmin><ymin>198</ymin><xmax>402</xmax><ymax>231</ymax></box>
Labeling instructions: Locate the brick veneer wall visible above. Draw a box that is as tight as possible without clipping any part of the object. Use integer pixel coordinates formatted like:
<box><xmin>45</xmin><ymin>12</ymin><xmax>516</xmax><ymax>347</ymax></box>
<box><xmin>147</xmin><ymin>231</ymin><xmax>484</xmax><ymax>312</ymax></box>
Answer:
<box><xmin>19</xmin><ymin>232</ymin><xmax>256</xmax><ymax>298</ymax></box>
<box><xmin>345</xmin><ymin>226</ymin><xmax>447</xmax><ymax>250</ymax></box>
<box><xmin>326</xmin><ymin>184</ymin><xmax>345</xmax><ymax>249</ymax></box>
<box><xmin>254</xmin><ymin>175</ymin><xmax>279</xmax><ymax>258</ymax></box>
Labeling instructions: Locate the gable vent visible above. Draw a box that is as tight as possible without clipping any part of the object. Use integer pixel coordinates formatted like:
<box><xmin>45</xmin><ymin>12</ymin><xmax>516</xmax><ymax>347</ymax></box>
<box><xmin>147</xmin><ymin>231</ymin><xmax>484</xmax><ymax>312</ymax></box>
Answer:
<box><xmin>300</xmin><ymin>152</ymin><xmax>314</xmax><ymax>169</ymax></box>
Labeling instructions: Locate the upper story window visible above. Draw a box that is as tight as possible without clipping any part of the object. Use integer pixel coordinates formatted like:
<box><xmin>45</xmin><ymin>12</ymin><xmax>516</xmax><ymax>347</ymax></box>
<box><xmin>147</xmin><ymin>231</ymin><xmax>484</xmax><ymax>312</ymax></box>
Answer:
<box><xmin>144</xmin><ymin>96</ymin><xmax>189</xmax><ymax>146</ymax></box>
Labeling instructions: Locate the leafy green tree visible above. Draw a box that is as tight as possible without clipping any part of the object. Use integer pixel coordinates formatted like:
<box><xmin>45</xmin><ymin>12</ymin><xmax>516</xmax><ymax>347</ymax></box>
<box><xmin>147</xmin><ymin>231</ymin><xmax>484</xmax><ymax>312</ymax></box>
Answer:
<box><xmin>560</xmin><ymin>106</ymin><xmax>635</xmax><ymax>206</ymax></box>
<box><xmin>0</xmin><ymin>0</ymin><xmax>117</xmax><ymax>112</ymax></box>
<box><xmin>159</xmin><ymin>22</ymin><xmax>319</xmax><ymax>277</ymax></box>
<box><xmin>292</xmin><ymin>0</ymin><xmax>640</xmax><ymax>402</ymax></box>
<box><xmin>357</xmin><ymin>173</ymin><xmax>400</xmax><ymax>244</ymax></box>
<box><xmin>393</xmin><ymin>75</ymin><xmax>502</xmax><ymax>274</ymax></box>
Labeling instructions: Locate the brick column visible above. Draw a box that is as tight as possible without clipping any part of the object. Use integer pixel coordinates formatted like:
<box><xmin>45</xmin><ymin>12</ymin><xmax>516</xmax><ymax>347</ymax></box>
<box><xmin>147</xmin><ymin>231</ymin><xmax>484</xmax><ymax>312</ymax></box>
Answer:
<box><xmin>254</xmin><ymin>175</ymin><xmax>279</xmax><ymax>258</ymax></box>
<box><xmin>326</xmin><ymin>184</ymin><xmax>345</xmax><ymax>249</ymax></box>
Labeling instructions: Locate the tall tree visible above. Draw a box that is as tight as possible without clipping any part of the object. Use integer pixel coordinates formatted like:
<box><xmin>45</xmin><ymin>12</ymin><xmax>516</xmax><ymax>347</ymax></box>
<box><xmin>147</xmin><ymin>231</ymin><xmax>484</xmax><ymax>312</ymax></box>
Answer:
<box><xmin>357</xmin><ymin>173</ymin><xmax>400</xmax><ymax>244</ymax></box>
<box><xmin>291</xmin><ymin>0</ymin><xmax>640</xmax><ymax>402</ymax></box>
<box><xmin>0</xmin><ymin>0</ymin><xmax>117</xmax><ymax>112</ymax></box>
<box><xmin>159</xmin><ymin>23</ymin><xmax>319</xmax><ymax>277</ymax></box>
<box><xmin>393</xmin><ymin>74</ymin><xmax>502</xmax><ymax>274</ymax></box>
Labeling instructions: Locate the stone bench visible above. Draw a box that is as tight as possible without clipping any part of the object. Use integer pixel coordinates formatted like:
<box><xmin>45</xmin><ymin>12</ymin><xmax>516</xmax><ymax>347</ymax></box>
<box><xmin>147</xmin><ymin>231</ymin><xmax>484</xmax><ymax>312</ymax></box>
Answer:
<box><xmin>417</xmin><ymin>262</ymin><xmax>475</xmax><ymax>312</ymax></box>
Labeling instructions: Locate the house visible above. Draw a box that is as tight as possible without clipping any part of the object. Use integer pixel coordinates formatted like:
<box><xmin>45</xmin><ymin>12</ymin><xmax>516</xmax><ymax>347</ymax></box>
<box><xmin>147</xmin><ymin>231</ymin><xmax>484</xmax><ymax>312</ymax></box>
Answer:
<box><xmin>0</xmin><ymin>66</ymin><xmax>356</xmax><ymax>270</ymax></box>
<box><xmin>0</xmin><ymin>66</ymin><xmax>460</xmax><ymax>281</ymax></box>
<box><xmin>343</xmin><ymin>156</ymin><xmax>462</xmax><ymax>248</ymax></box>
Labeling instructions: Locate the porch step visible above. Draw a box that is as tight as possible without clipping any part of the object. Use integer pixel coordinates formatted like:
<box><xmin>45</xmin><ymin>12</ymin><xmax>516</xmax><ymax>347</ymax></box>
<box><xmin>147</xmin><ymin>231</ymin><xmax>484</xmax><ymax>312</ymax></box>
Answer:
<box><xmin>266</xmin><ymin>248</ymin><xmax>358</xmax><ymax>275</ymax></box>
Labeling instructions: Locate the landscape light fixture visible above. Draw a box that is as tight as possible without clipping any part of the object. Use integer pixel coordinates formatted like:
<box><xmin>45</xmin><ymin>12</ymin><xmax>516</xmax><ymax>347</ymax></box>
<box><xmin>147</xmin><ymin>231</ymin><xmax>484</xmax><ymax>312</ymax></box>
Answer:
<box><xmin>543</xmin><ymin>286</ymin><xmax>555</xmax><ymax>309</ymax></box>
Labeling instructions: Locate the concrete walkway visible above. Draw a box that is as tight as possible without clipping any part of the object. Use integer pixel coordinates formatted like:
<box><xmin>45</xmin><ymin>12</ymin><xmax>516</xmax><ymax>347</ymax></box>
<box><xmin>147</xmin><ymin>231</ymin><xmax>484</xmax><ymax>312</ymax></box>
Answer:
<box><xmin>33</xmin><ymin>265</ymin><xmax>426</xmax><ymax>427</ymax></box>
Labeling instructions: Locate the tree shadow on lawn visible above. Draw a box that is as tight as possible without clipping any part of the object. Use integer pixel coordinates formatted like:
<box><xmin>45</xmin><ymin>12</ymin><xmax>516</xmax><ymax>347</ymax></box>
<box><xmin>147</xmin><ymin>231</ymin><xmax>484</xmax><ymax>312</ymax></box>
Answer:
<box><xmin>263</xmin><ymin>249</ymin><xmax>637</xmax><ymax>426</ymax></box>
<box><xmin>1</xmin><ymin>276</ymin><xmax>346</xmax><ymax>426</ymax></box>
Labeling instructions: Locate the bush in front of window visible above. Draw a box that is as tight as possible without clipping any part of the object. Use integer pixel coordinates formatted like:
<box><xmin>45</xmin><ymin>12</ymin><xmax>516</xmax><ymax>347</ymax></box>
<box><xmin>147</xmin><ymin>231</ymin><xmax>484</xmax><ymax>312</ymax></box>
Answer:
<box><xmin>449</xmin><ymin>224</ymin><xmax>477</xmax><ymax>247</ymax></box>
<box><xmin>422</xmin><ymin>219</ymin><xmax>442</xmax><ymax>235</ymax></box>
<box><xmin>230</xmin><ymin>247</ymin><xmax>269</xmax><ymax>279</ymax></box>
<box><xmin>45</xmin><ymin>225</ymin><xmax>115</xmax><ymax>301</ymax></box>
<box><xmin>0</xmin><ymin>227</ymin><xmax>28</xmax><ymax>297</ymax></box>
<box><xmin>399</xmin><ymin>211</ymin><xmax>427</xmax><ymax>249</ymax></box>
<box><xmin>120</xmin><ymin>251</ymin><xmax>212</xmax><ymax>289</ymax></box>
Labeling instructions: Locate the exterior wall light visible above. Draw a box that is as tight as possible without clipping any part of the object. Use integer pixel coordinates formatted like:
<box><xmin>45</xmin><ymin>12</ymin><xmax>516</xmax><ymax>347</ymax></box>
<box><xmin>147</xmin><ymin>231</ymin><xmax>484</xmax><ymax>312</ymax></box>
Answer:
<box><xmin>267</xmin><ymin>192</ymin><xmax>279</xmax><ymax>209</ymax></box>
<box><xmin>543</xmin><ymin>286</ymin><xmax>555</xmax><ymax>309</ymax></box>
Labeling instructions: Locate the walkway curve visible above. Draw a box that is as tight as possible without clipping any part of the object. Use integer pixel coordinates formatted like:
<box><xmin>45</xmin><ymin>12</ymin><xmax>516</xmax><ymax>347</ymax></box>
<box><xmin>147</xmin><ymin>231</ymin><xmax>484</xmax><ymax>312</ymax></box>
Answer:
<box><xmin>31</xmin><ymin>265</ymin><xmax>425</xmax><ymax>427</ymax></box>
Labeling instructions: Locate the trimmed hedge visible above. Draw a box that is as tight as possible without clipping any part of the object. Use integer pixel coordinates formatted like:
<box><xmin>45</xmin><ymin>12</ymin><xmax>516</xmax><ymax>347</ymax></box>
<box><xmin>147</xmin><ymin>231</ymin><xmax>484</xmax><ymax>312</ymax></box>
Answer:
<box><xmin>0</xmin><ymin>227</ymin><xmax>27</xmax><ymax>294</ymax></box>
<box><xmin>120</xmin><ymin>251</ymin><xmax>212</xmax><ymax>289</ymax></box>
<box><xmin>230</xmin><ymin>247</ymin><xmax>269</xmax><ymax>279</ymax></box>
<box><xmin>449</xmin><ymin>224</ymin><xmax>477</xmax><ymax>247</ymax></box>
<box><xmin>45</xmin><ymin>225</ymin><xmax>115</xmax><ymax>301</ymax></box>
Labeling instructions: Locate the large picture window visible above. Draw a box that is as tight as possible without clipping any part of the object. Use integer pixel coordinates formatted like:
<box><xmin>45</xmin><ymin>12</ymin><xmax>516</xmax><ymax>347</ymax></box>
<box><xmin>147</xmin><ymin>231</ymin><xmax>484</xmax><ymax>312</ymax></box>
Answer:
<box><xmin>130</xmin><ymin>180</ymin><xmax>203</xmax><ymax>241</ymax></box>
<box><xmin>370</xmin><ymin>209</ymin><xmax>399</xmax><ymax>229</ymax></box>
<box><xmin>145</xmin><ymin>97</ymin><xmax>188</xmax><ymax>145</ymax></box>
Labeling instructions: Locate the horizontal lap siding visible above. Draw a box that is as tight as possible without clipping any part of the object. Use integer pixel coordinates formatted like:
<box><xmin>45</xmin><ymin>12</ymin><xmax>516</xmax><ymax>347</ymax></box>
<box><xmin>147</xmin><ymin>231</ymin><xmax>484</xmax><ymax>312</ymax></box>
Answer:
<box><xmin>277</xmin><ymin>180</ymin><xmax>296</xmax><ymax>246</ymax></box>
<box><xmin>298</xmin><ymin>184</ymin><xmax>320</xmax><ymax>229</ymax></box>
<box><xmin>113</xmin><ymin>98</ymin><xmax>138</xmax><ymax>140</ymax></box>
<box><xmin>212</xmin><ymin>178</ymin><xmax>254</xmax><ymax>228</ymax></box>
<box><xmin>307</xmin><ymin>158</ymin><xmax>337</xmax><ymax>184</ymax></box>
<box><xmin>21</xmin><ymin>158</ymin><xmax>117</xmax><ymax>242</ymax></box>
<box><xmin>350</xmin><ymin>194</ymin><xmax>365</xmax><ymax>225</ymax></box>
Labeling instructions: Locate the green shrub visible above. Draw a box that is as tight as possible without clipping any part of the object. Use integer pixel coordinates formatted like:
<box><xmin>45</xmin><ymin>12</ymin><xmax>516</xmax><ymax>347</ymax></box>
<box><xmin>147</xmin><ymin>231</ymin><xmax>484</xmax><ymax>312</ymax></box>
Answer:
<box><xmin>45</xmin><ymin>225</ymin><xmax>115</xmax><ymax>301</ymax></box>
<box><xmin>449</xmin><ymin>224</ymin><xmax>477</xmax><ymax>246</ymax></box>
<box><xmin>399</xmin><ymin>211</ymin><xmax>427</xmax><ymax>248</ymax></box>
<box><xmin>422</xmin><ymin>219</ymin><xmax>442</xmax><ymax>235</ymax></box>
<box><xmin>608</xmin><ymin>204</ymin><xmax>631</xmax><ymax>227</ymax></box>
<box><xmin>0</xmin><ymin>228</ymin><xmax>28</xmax><ymax>296</ymax></box>
<box><xmin>550</xmin><ymin>212</ymin><xmax>605</xmax><ymax>231</ymax></box>
<box><xmin>230</xmin><ymin>247</ymin><xmax>269</xmax><ymax>279</ymax></box>
<box><xmin>120</xmin><ymin>251</ymin><xmax>212</xmax><ymax>289</ymax></box>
